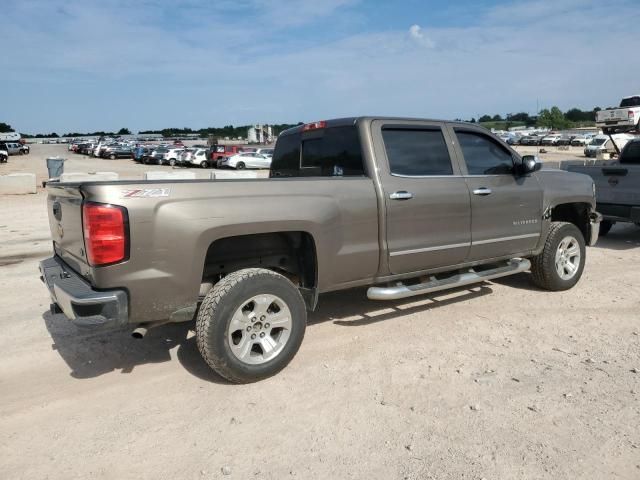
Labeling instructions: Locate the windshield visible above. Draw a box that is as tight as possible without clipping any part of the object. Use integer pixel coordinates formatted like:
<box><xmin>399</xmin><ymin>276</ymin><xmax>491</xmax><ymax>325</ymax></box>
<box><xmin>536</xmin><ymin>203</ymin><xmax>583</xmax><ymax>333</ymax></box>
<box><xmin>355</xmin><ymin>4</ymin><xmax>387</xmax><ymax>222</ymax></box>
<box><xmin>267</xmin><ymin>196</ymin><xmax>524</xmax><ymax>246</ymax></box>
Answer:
<box><xmin>591</xmin><ymin>138</ymin><xmax>606</xmax><ymax>146</ymax></box>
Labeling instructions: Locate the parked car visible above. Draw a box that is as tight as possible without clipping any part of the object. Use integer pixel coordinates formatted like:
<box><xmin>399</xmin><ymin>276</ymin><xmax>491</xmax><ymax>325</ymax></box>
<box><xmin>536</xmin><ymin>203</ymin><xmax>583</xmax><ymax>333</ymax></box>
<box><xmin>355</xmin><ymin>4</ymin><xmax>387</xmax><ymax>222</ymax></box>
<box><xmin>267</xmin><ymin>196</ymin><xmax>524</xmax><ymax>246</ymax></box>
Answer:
<box><xmin>0</xmin><ymin>143</ymin><xmax>8</xmax><ymax>163</ymax></box>
<box><xmin>150</xmin><ymin>147</ymin><xmax>169</xmax><ymax>165</ymax></box>
<box><xmin>162</xmin><ymin>148</ymin><xmax>185</xmax><ymax>166</ymax></box>
<box><xmin>40</xmin><ymin>116</ymin><xmax>601</xmax><ymax>383</ymax></box>
<box><xmin>596</xmin><ymin>95</ymin><xmax>640</xmax><ymax>134</ymax></box>
<box><xmin>3</xmin><ymin>142</ymin><xmax>28</xmax><ymax>155</ymax></box>
<box><xmin>102</xmin><ymin>146</ymin><xmax>133</xmax><ymax>159</ymax></box>
<box><xmin>570</xmin><ymin>135</ymin><xmax>594</xmax><ymax>147</ymax></box>
<box><xmin>133</xmin><ymin>146</ymin><xmax>153</xmax><ymax>163</ymax></box>
<box><xmin>519</xmin><ymin>135</ymin><xmax>541</xmax><ymax>146</ymax></box>
<box><xmin>567</xmin><ymin>139</ymin><xmax>640</xmax><ymax>235</ymax></box>
<box><xmin>209</xmin><ymin>144</ymin><xmax>245</xmax><ymax>164</ymax></box>
<box><xmin>540</xmin><ymin>134</ymin><xmax>563</xmax><ymax>146</ymax></box>
<box><xmin>183</xmin><ymin>148</ymin><xmax>209</xmax><ymax>168</ymax></box>
<box><xmin>556</xmin><ymin>136</ymin><xmax>574</xmax><ymax>146</ymax></box>
<box><xmin>219</xmin><ymin>152</ymin><xmax>272</xmax><ymax>169</ymax></box>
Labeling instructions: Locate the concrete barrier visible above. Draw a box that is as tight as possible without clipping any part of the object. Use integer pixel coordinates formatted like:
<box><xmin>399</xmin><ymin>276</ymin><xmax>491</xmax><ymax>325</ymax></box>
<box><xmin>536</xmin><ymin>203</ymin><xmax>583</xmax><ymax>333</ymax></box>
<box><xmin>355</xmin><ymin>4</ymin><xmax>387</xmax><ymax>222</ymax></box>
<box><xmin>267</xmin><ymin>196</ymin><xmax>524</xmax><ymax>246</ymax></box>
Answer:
<box><xmin>0</xmin><ymin>173</ymin><xmax>37</xmax><ymax>194</ymax></box>
<box><xmin>59</xmin><ymin>172</ymin><xmax>119</xmax><ymax>182</ymax></box>
<box><xmin>144</xmin><ymin>171</ymin><xmax>197</xmax><ymax>180</ymax></box>
<box><xmin>212</xmin><ymin>170</ymin><xmax>259</xmax><ymax>180</ymax></box>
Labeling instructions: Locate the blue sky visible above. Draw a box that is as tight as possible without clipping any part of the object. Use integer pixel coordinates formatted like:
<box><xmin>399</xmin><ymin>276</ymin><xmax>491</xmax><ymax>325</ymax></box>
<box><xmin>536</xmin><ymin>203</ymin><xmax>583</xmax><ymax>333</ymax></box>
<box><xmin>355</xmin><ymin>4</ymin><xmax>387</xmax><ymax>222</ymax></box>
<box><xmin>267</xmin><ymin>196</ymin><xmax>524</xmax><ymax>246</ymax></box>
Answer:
<box><xmin>3</xmin><ymin>0</ymin><xmax>639</xmax><ymax>134</ymax></box>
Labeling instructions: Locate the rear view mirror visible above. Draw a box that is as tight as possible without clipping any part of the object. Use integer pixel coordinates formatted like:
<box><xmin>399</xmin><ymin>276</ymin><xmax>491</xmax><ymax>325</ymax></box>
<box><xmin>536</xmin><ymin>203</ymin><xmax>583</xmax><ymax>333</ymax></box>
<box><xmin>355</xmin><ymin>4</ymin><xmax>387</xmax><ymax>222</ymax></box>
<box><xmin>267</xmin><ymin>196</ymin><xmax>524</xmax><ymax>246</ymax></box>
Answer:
<box><xmin>520</xmin><ymin>155</ymin><xmax>542</xmax><ymax>174</ymax></box>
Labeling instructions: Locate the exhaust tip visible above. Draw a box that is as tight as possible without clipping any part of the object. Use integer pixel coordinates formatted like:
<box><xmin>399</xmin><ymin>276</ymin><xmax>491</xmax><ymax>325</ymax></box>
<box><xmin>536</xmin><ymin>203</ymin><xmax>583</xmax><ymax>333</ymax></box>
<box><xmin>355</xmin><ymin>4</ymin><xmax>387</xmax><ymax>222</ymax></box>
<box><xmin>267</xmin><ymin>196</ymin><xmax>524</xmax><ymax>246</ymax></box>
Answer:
<box><xmin>131</xmin><ymin>326</ymin><xmax>148</xmax><ymax>339</ymax></box>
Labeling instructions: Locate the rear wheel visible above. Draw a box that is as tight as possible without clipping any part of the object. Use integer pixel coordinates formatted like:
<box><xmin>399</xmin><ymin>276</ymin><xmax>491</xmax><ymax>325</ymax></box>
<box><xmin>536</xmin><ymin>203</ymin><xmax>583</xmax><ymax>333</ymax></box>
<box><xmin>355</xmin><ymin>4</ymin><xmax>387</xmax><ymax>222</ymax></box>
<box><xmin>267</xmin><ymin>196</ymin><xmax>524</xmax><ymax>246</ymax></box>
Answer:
<box><xmin>200</xmin><ymin>161</ymin><xmax>208</xmax><ymax>168</ymax></box>
<box><xmin>531</xmin><ymin>222</ymin><xmax>586</xmax><ymax>291</ymax></box>
<box><xmin>169</xmin><ymin>158</ymin><xmax>176</xmax><ymax>167</ymax></box>
<box><xmin>196</xmin><ymin>268</ymin><xmax>307</xmax><ymax>383</ymax></box>
<box><xmin>110</xmin><ymin>154</ymin><xmax>116</xmax><ymax>160</ymax></box>
<box><xmin>236</xmin><ymin>161</ymin><xmax>246</xmax><ymax>170</ymax></box>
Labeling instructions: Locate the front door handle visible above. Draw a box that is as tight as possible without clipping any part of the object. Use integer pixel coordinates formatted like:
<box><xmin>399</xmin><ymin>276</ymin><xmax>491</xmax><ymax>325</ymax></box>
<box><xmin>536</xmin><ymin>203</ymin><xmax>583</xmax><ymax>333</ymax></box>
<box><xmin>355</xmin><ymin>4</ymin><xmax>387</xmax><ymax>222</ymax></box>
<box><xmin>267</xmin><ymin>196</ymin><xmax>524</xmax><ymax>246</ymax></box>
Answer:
<box><xmin>473</xmin><ymin>187</ymin><xmax>492</xmax><ymax>196</ymax></box>
<box><xmin>389</xmin><ymin>191</ymin><xmax>414</xmax><ymax>200</ymax></box>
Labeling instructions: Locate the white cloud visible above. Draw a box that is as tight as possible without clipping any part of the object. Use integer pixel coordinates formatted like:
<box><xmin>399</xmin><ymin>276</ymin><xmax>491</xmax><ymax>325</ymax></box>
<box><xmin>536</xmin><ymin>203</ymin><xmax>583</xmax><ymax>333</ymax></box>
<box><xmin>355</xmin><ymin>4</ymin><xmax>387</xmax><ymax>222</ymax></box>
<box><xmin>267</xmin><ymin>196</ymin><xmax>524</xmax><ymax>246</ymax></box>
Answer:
<box><xmin>408</xmin><ymin>24</ymin><xmax>435</xmax><ymax>48</ymax></box>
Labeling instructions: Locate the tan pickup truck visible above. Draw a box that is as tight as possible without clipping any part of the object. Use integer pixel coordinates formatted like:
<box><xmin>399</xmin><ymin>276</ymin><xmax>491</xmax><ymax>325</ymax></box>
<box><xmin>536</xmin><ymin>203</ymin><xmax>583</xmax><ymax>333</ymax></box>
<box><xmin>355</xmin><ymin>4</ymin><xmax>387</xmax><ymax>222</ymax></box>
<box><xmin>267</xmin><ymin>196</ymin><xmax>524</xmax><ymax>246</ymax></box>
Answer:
<box><xmin>40</xmin><ymin>117</ymin><xmax>601</xmax><ymax>382</ymax></box>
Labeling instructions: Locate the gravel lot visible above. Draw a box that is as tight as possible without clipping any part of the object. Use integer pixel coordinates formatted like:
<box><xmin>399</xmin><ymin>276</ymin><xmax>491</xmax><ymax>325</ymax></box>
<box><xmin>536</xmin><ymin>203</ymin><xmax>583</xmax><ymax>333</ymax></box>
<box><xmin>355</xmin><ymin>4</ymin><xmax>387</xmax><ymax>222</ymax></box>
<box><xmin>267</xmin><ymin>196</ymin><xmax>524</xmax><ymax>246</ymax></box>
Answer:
<box><xmin>1</xmin><ymin>145</ymin><xmax>639</xmax><ymax>479</ymax></box>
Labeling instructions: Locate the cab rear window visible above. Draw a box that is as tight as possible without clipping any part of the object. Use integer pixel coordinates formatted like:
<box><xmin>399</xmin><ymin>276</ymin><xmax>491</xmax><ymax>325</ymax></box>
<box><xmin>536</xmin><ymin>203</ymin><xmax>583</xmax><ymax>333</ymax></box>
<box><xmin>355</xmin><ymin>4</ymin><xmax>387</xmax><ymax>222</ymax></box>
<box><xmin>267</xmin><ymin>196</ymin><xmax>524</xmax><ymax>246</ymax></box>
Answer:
<box><xmin>270</xmin><ymin>126</ymin><xmax>365</xmax><ymax>177</ymax></box>
<box><xmin>621</xmin><ymin>141</ymin><xmax>640</xmax><ymax>164</ymax></box>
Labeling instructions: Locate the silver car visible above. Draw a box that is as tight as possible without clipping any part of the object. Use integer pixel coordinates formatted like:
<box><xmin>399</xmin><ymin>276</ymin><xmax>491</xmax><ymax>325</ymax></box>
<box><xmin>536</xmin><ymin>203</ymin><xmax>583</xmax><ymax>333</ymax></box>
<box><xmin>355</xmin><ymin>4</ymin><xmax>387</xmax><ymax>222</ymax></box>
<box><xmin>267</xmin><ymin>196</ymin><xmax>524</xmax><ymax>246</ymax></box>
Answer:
<box><xmin>220</xmin><ymin>152</ymin><xmax>272</xmax><ymax>169</ymax></box>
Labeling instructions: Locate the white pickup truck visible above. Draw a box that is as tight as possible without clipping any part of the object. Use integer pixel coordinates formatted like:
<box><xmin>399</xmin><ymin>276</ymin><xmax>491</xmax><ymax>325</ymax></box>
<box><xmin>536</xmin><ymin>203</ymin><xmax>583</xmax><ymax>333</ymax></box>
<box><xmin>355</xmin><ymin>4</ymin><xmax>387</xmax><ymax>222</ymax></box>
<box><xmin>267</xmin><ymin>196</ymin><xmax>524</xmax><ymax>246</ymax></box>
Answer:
<box><xmin>596</xmin><ymin>95</ymin><xmax>640</xmax><ymax>134</ymax></box>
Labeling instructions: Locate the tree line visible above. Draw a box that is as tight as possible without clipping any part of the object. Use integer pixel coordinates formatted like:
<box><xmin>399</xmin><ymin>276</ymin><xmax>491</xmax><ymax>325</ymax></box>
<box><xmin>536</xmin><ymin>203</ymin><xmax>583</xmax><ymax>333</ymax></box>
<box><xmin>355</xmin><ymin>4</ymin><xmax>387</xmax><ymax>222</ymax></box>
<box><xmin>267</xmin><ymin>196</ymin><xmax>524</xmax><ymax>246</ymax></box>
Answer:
<box><xmin>471</xmin><ymin>106</ymin><xmax>601</xmax><ymax>129</ymax></box>
<box><xmin>3</xmin><ymin>108</ymin><xmax>600</xmax><ymax>138</ymax></box>
<box><xmin>138</xmin><ymin>124</ymin><xmax>301</xmax><ymax>139</ymax></box>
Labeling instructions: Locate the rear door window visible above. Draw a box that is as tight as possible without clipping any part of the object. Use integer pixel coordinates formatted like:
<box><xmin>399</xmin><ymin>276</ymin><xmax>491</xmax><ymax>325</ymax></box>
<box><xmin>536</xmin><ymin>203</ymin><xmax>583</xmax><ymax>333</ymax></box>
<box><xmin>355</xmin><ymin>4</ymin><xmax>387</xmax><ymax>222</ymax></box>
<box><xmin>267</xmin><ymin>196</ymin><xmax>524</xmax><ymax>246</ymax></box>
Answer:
<box><xmin>381</xmin><ymin>128</ymin><xmax>453</xmax><ymax>176</ymax></box>
<box><xmin>271</xmin><ymin>126</ymin><xmax>365</xmax><ymax>177</ymax></box>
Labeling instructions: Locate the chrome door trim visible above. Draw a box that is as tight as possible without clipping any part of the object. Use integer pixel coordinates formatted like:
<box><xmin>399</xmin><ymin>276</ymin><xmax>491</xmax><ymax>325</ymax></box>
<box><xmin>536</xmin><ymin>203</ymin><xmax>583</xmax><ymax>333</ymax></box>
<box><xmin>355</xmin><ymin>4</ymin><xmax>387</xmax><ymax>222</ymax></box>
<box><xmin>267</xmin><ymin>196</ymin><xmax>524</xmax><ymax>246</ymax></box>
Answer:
<box><xmin>472</xmin><ymin>233</ymin><xmax>540</xmax><ymax>245</ymax></box>
<box><xmin>390</xmin><ymin>233</ymin><xmax>540</xmax><ymax>256</ymax></box>
<box><xmin>390</xmin><ymin>242</ymin><xmax>471</xmax><ymax>257</ymax></box>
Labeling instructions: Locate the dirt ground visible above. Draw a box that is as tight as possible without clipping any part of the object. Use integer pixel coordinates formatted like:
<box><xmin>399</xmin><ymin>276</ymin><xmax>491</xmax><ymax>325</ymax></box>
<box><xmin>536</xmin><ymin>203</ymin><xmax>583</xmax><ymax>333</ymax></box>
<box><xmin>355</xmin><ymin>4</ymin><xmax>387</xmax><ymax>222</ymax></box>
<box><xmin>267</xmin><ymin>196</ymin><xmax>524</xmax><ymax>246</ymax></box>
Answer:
<box><xmin>1</xmin><ymin>145</ymin><xmax>639</xmax><ymax>479</ymax></box>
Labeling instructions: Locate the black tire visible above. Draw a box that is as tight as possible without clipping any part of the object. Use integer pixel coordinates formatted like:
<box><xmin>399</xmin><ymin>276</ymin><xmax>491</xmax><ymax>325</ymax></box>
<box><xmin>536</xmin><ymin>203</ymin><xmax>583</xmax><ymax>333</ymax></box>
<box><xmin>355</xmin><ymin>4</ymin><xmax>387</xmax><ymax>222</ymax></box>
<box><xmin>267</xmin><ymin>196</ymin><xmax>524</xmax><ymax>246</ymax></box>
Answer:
<box><xmin>530</xmin><ymin>222</ymin><xmax>586</xmax><ymax>291</ymax></box>
<box><xmin>599</xmin><ymin>220</ymin><xmax>613</xmax><ymax>236</ymax></box>
<box><xmin>169</xmin><ymin>158</ymin><xmax>176</xmax><ymax>166</ymax></box>
<box><xmin>236</xmin><ymin>161</ymin><xmax>245</xmax><ymax>170</ymax></box>
<box><xmin>200</xmin><ymin>161</ymin><xmax>208</xmax><ymax>168</ymax></box>
<box><xmin>196</xmin><ymin>268</ymin><xmax>307</xmax><ymax>383</ymax></box>
<box><xmin>110</xmin><ymin>154</ymin><xmax>116</xmax><ymax>160</ymax></box>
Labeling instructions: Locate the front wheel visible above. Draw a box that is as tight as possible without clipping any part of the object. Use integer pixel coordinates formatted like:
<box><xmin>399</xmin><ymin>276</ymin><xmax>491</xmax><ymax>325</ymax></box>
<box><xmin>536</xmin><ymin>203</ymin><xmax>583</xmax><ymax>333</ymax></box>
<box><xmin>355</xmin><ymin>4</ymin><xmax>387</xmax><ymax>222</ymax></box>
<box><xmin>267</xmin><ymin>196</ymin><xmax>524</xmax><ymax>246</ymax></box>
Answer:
<box><xmin>196</xmin><ymin>268</ymin><xmax>307</xmax><ymax>383</ymax></box>
<box><xmin>110</xmin><ymin>154</ymin><xmax>116</xmax><ymax>160</ymax></box>
<box><xmin>169</xmin><ymin>158</ymin><xmax>176</xmax><ymax>167</ymax></box>
<box><xmin>200</xmin><ymin>161</ymin><xmax>208</xmax><ymax>168</ymax></box>
<box><xmin>530</xmin><ymin>222</ymin><xmax>586</xmax><ymax>291</ymax></box>
<box><xmin>236</xmin><ymin>161</ymin><xmax>245</xmax><ymax>170</ymax></box>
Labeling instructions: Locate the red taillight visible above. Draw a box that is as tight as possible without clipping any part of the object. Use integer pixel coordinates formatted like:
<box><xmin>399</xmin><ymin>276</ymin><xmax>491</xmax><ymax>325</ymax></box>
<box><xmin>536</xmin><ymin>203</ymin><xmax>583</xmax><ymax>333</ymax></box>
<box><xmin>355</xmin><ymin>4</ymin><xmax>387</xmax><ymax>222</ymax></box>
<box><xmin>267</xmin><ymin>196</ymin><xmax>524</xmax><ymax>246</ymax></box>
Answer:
<box><xmin>82</xmin><ymin>203</ymin><xmax>128</xmax><ymax>266</ymax></box>
<box><xmin>629</xmin><ymin>110</ymin><xmax>635</xmax><ymax>119</ymax></box>
<box><xmin>303</xmin><ymin>120</ymin><xmax>326</xmax><ymax>131</ymax></box>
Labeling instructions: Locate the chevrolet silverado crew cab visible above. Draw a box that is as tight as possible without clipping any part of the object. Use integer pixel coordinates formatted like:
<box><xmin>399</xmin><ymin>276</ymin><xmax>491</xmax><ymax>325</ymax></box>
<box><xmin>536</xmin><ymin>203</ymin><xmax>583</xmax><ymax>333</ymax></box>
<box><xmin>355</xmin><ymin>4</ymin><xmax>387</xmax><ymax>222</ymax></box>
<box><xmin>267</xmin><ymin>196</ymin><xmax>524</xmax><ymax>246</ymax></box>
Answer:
<box><xmin>40</xmin><ymin>117</ymin><xmax>601</xmax><ymax>383</ymax></box>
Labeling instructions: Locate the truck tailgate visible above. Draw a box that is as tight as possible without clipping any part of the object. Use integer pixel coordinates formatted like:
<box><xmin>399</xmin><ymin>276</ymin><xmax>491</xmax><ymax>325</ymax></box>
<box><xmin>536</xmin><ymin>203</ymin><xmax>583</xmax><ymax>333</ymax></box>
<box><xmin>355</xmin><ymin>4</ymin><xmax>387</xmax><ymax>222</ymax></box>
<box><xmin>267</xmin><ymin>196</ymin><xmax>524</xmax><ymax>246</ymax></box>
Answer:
<box><xmin>47</xmin><ymin>184</ymin><xmax>89</xmax><ymax>273</ymax></box>
<box><xmin>598</xmin><ymin>108</ymin><xmax>627</xmax><ymax>123</ymax></box>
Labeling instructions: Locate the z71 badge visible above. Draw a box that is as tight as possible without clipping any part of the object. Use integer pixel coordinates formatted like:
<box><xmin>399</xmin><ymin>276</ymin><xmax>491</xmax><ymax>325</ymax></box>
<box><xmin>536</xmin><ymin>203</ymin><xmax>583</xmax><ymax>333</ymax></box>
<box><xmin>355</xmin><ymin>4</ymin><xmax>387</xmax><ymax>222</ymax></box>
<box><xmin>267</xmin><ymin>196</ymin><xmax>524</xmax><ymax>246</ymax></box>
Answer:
<box><xmin>121</xmin><ymin>188</ymin><xmax>170</xmax><ymax>198</ymax></box>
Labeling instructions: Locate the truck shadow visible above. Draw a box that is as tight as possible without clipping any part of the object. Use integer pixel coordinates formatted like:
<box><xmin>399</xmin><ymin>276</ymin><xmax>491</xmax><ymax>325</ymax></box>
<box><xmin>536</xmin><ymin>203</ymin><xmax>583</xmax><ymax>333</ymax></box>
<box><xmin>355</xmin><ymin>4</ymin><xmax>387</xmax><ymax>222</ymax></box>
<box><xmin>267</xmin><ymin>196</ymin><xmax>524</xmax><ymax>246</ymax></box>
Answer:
<box><xmin>593</xmin><ymin>223</ymin><xmax>640</xmax><ymax>251</ymax></box>
<box><xmin>43</xmin><ymin>284</ymin><xmax>494</xmax><ymax>384</ymax></box>
<box><xmin>309</xmin><ymin>284</ymin><xmax>493</xmax><ymax>327</ymax></box>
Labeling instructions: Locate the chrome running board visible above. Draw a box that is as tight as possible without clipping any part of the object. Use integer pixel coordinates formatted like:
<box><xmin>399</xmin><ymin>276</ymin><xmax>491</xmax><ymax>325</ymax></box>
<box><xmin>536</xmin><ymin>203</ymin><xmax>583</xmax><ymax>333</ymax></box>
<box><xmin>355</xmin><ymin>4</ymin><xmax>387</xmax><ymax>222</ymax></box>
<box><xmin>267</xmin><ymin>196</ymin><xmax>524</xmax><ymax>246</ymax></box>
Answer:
<box><xmin>367</xmin><ymin>258</ymin><xmax>531</xmax><ymax>301</ymax></box>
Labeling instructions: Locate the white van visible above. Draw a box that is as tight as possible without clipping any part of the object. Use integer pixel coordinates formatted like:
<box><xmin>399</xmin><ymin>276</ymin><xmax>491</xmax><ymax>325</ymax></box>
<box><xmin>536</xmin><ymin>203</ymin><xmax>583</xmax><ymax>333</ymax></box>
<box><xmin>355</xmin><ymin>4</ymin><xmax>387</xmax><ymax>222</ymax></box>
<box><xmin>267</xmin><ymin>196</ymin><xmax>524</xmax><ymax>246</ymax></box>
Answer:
<box><xmin>584</xmin><ymin>134</ymin><xmax>635</xmax><ymax>158</ymax></box>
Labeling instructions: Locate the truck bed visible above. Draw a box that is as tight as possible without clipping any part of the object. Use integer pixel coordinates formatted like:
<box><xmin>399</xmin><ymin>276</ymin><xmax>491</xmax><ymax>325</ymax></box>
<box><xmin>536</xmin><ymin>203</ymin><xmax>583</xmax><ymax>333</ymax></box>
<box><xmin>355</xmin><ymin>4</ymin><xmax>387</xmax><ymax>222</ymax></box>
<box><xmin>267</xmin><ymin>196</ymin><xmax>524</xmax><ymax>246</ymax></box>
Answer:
<box><xmin>566</xmin><ymin>161</ymin><xmax>640</xmax><ymax>220</ymax></box>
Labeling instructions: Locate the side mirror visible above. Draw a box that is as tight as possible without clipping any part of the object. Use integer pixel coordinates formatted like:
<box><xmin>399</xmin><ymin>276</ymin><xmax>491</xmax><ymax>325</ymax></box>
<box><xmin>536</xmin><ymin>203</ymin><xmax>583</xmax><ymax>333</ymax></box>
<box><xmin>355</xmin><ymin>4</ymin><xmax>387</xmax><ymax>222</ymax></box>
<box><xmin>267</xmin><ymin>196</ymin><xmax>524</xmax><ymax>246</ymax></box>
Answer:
<box><xmin>520</xmin><ymin>155</ymin><xmax>542</xmax><ymax>174</ymax></box>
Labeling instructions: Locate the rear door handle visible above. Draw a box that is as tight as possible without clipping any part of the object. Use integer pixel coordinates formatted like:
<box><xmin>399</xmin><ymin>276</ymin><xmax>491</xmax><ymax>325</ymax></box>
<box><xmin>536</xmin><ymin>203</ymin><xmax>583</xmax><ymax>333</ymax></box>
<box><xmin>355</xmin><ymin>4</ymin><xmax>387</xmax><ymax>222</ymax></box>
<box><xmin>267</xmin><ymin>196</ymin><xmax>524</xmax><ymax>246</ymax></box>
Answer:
<box><xmin>473</xmin><ymin>187</ymin><xmax>492</xmax><ymax>196</ymax></box>
<box><xmin>389</xmin><ymin>191</ymin><xmax>413</xmax><ymax>200</ymax></box>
